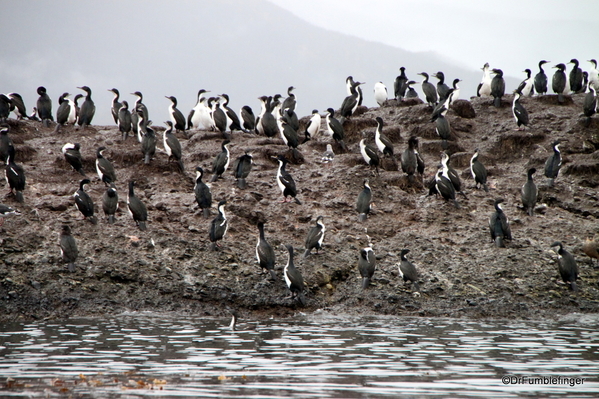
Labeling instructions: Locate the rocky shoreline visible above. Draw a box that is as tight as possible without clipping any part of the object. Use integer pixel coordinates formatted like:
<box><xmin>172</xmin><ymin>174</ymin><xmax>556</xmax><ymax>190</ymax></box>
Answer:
<box><xmin>1</xmin><ymin>94</ymin><xmax>599</xmax><ymax>322</ymax></box>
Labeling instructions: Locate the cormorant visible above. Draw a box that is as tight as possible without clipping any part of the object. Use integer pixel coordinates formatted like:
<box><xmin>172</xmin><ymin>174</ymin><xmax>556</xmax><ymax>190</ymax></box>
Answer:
<box><xmin>163</xmin><ymin>121</ymin><xmax>184</xmax><ymax>173</ymax></box>
<box><xmin>211</xmin><ymin>140</ymin><xmax>231</xmax><ymax>182</ymax></box>
<box><xmin>96</xmin><ymin>146</ymin><xmax>116</xmax><ymax>185</ymax></box>
<box><xmin>36</xmin><ymin>86</ymin><xmax>53</xmax><ymax>127</ymax></box>
<box><xmin>256</xmin><ymin>222</ymin><xmax>277</xmax><ymax>280</ymax></box>
<box><xmin>303</xmin><ymin>215</ymin><xmax>325</xmax><ymax>258</ymax></box>
<box><xmin>60</xmin><ymin>225</ymin><xmax>78</xmax><ymax>272</ymax></box>
<box><xmin>283</xmin><ymin>244</ymin><xmax>305</xmax><ymax>305</ymax></box>
<box><xmin>419</xmin><ymin>72</ymin><xmax>438</xmax><ymax>106</ymax></box>
<box><xmin>552</xmin><ymin>63</ymin><xmax>568</xmax><ymax>103</ymax></box>
<box><xmin>74</xmin><ymin>178</ymin><xmax>97</xmax><ymax>224</ymax></box>
<box><xmin>512</xmin><ymin>91</ymin><xmax>529</xmax><ymax>130</ymax></box>
<box><xmin>127</xmin><ymin>180</ymin><xmax>148</xmax><ymax>231</ymax></box>
<box><xmin>102</xmin><ymin>183</ymin><xmax>118</xmax><ymax>224</ymax></box>
<box><xmin>394</xmin><ymin>67</ymin><xmax>408</xmax><ymax>101</ymax></box>
<box><xmin>544</xmin><ymin>140</ymin><xmax>561</xmax><ymax>186</ymax></box>
<box><xmin>489</xmin><ymin>198</ymin><xmax>511</xmax><ymax>247</ymax></box>
<box><xmin>356</xmin><ymin>178</ymin><xmax>372</xmax><ymax>222</ymax></box>
<box><xmin>194</xmin><ymin>166</ymin><xmax>212</xmax><ymax>218</ymax></box>
<box><xmin>165</xmin><ymin>96</ymin><xmax>186</xmax><ymax>132</ymax></box>
<box><xmin>325</xmin><ymin>108</ymin><xmax>347</xmax><ymax>152</ymax></box>
<box><xmin>234</xmin><ymin>152</ymin><xmax>253</xmax><ymax>189</ymax></box>
<box><xmin>358</xmin><ymin>245</ymin><xmax>376</xmax><ymax>289</ymax></box>
<box><xmin>374</xmin><ymin>81</ymin><xmax>388</xmax><ymax>106</ymax></box>
<box><xmin>62</xmin><ymin>143</ymin><xmax>85</xmax><ymax>175</ymax></box>
<box><xmin>521</xmin><ymin>167</ymin><xmax>537</xmax><ymax>217</ymax></box>
<box><xmin>550</xmin><ymin>241</ymin><xmax>578</xmax><ymax>291</ymax></box>
<box><xmin>477</xmin><ymin>62</ymin><xmax>492</xmax><ymax>97</ymax></box>
<box><xmin>398</xmin><ymin>249</ymin><xmax>420</xmax><ymax>293</ymax></box>
<box><xmin>275</xmin><ymin>155</ymin><xmax>301</xmax><ymax>204</ymax></box>
<box><xmin>374</xmin><ymin>116</ymin><xmax>393</xmax><ymax>157</ymax></box>
<box><xmin>470</xmin><ymin>149</ymin><xmax>488</xmax><ymax>192</ymax></box>
<box><xmin>5</xmin><ymin>145</ymin><xmax>25</xmax><ymax>203</ymax></box>
<box><xmin>209</xmin><ymin>200</ymin><xmax>228</xmax><ymax>251</ymax></box>
<box><xmin>77</xmin><ymin>86</ymin><xmax>95</xmax><ymax>127</ymax></box>
<box><xmin>534</xmin><ymin>60</ymin><xmax>550</xmax><ymax>95</ymax></box>
<box><xmin>491</xmin><ymin>69</ymin><xmax>505</xmax><ymax>107</ymax></box>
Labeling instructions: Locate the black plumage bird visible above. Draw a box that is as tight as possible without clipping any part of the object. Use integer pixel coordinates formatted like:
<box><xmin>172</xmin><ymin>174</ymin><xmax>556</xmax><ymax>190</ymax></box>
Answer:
<box><xmin>358</xmin><ymin>245</ymin><xmax>376</xmax><ymax>289</ymax></box>
<box><xmin>36</xmin><ymin>86</ymin><xmax>53</xmax><ymax>127</ymax></box>
<box><xmin>102</xmin><ymin>183</ymin><xmax>118</xmax><ymax>224</ymax></box>
<box><xmin>552</xmin><ymin>63</ymin><xmax>568</xmax><ymax>104</ymax></box>
<box><xmin>339</xmin><ymin>80</ymin><xmax>363</xmax><ymax>122</ymax></box>
<box><xmin>118</xmin><ymin>101</ymin><xmax>132</xmax><ymax>140</ymax></box>
<box><xmin>325</xmin><ymin>108</ymin><xmax>347</xmax><ymax>152</ymax></box>
<box><xmin>209</xmin><ymin>200</ymin><xmax>228</xmax><ymax>251</ymax></box>
<box><xmin>401</xmin><ymin>136</ymin><xmax>419</xmax><ymax>182</ymax></box>
<box><xmin>165</xmin><ymin>96</ymin><xmax>186</xmax><ymax>132</ymax></box>
<box><xmin>435</xmin><ymin>106</ymin><xmax>451</xmax><ymax>150</ymax></box>
<box><xmin>209</xmin><ymin>97</ymin><xmax>229</xmax><ymax>139</ymax></box>
<box><xmin>0</xmin><ymin>94</ymin><xmax>11</xmax><ymax>122</ymax></box>
<box><xmin>512</xmin><ymin>91</ymin><xmax>529</xmax><ymax>130</ymax></box>
<box><xmin>0</xmin><ymin>126</ymin><xmax>12</xmax><ymax>165</ymax></box>
<box><xmin>96</xmin><ymin>146</ymin><xmax>117</xmax><ymax>186</ymax></box>
<box><xmin>398</xmin><ymin>249</ymin><xmax>420</xmax><ymax>293</ymax></box>
<box><xmin>544</xmin><ymin>140</ymin><xmax>561</xmax><ymax>187</ymax></box>
<box><xmin>6</xmin><ymin>93</ymin><xmax>27</xmax><ymax>120</ymax></box>
<box><xmin>303</xmin><ymin>215</ymin><xmax>325</xmax><ymax>258</ymax></box>
<box><xmin>234</xmin><ymin>152</ymin><xmax>253</xmax><ymax>189</ymax></box>
<box><xmin>374</xmin><ymin>116</ymin><xmax>393</xmax><ymax>157</ymax></box>
<box><xmin>108</xmin><ymin>88</ymin><xmax>121</xmax><ymax>124</ymax></box>
<box><xmin>435</xmin><ymin>165</ymin><xmax>459</xmax><ymax>208</ymax></box>
<box><xmin>470</xmin><ymin>149</ymin><xmax>488</xmax><ymax>192</ymax></box>
<box><xmin>275</xmin><ymin>155</ymin><xmax>301</xmax><ymax>204</ymax></box>
<box><xmin>441</xmin><ymin>152</ymin><xmax>465</xmax><ymax>198</ymax></box>
<box><xmin>127</xmin><ymin>180</ymin><xmax>147</xmax><ymax>231</ymax></box>
<box><xmin>489</xmin><ymin>198</ymin><xmax>511</xmax><ymax>247</ymax></box>
<box><xmin>356</xmin><ymin>178</ymin><xmax>372</xmax><ymax>222</ymax></box>
<box><xmin>77</xmin><ymin>86</ymin><xmax>95</xmax><ymax>127</ymax></box>
<box><xmin>433</xmin><ymin>71</ymin><xmax>451</xmax><ymax>102</ymax></box>
<box><xmin>74</xmin><ymin>178</ymin><xmax>97</xmax><ymax>224</ymax></box>
<box><xmin>140</xmin><ymin>115</ymin><xmax>157</xmax><ymax>165</ymax></box>
<box><xmin>5</xmin><ymin>145</ymin><xmax>25</xmax><ymax>203</ymax></box>
<box><xmin>282</xmin><ymin>86</ymin><xmax>297</xmax><ymax>112</ymax></box>
<box><xmin>240</xmin><ymin>105</ymin><xmax>256</xmax><ymax>132</ymax></box>
<box><xmin>283</xmin><ymin>244</ymin><xmax>305</xmax><ymax>305</ymax></box>
<box><xmin>521</xmin><ymin>167</ymin><xmax>538</xmax><ymax>217</ymax></box>
<box><xmin>394</xmin><ymin>66</ymin><xmax>408</xmax><ymax>101</ymax></box>
<box><xmin>60</xmin><ymin>225</ymin><xmax>78</xmax><ymax>272</ymax></box>
<box><xmin>550</xmin><ymin>241</ymin><xmax>578</xmax><ymax>291</ymax></box>
<box><xmin>211</xmin><ymin>140</ymin><xmax>231</xmax><ymax>182</ymax></box>
<box><xmin>280</xmin><ymin>119</ymin><xmax>299</xmax><ymax>149</ymax></box>
<box><xmin>569</xmin><ymin>59</ymin><xmax>584</xmax><ymax>93</ymax></box>
<box><xmin>419</xmin><ymin>72</ymin><xmax>438</xmax><ymax>107</ymax></box>
<box><xmin>491</xmin><ymin>69</ymin><xmax>505</xmax><ymax>107</ymax></box>
<box><xmin>359</xmin><ymin>136</ymin><xmax>380</xmax><ymax>176</ymax></box>
<box><xmin>405</xmin><ymin>80</ymin><xmax>419</xmax><ymax>99</ymax></box>
<box><xmin>534</xmin><ymin>60</ymin><xmax>550</xmax><ymax>95</ymax></box>
<box><xmin>55</xmin><ymin>92</ymin><xmax>76</xmax><ymax>130</ymax></box>
<box><xmin>256</xmin><ymin>222</ymin><xmax>277</xmax><ymax>280</ymax></box>
<box><xmin>194</xmin><ymin>166</ymin><xmax>212</xmax><ymax>218</ymax></box>
<box><xmin>62</xmin><ymin>143</ymin><xmax>85</xmax><ymax>175</ymax></box>
<box><xmin>130</xmin><ymin>91</ymin><xmax>149</xmax><ymax>137</ymax></box>
<box><xmin>220</xmin><ymin>94</ymin><xmax>245</xmax><ymax>133</ymax></box>
<box><xmin>163</xmin><ymin>121</ymin><xmax>184</xmax><ymax>173</ymax></box>
<box><xmin>583</xmin><ymin>85</ymin><xmax>597</xmax><ymax>127</ymax></box>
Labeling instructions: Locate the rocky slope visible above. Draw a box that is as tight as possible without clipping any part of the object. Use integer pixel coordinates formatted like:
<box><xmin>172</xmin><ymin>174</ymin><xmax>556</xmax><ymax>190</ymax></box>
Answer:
<box><xmin>1</xmin><ymin>93</ymin><xmax>599</xmax><ymax>322</ymax></box>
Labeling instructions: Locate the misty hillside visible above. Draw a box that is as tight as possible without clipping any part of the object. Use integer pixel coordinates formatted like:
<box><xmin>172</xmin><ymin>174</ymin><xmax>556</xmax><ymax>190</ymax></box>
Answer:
<box><xmin>0</xmin><ymin>0</ymin><xmax>516</xmax><ymax>126</ymax></box>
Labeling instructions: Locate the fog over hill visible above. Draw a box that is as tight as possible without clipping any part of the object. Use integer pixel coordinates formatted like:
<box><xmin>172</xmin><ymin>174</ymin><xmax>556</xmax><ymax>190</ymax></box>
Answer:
<box><xmin>0</xmin><ymin>0</ymin><xmax>515</xmax><ymax>126</ymax></box>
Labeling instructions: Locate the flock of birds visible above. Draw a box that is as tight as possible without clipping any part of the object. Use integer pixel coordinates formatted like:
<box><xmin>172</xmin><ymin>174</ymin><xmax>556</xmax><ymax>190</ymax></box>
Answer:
<box><xmin>1</xmin><ymin>57</ymin><xmax>599</xmax><ymax>305</ymax></box>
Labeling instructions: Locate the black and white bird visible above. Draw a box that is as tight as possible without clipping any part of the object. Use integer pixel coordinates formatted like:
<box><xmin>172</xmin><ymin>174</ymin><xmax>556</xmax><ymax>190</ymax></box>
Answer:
<box><xmin>322</xmin><ymin>144</ymin><xmax>335</xmax><ymax>166</ymax></box>
<box><xmin>5</xmin><ymin>145</ymin><xmax>25</xmax><ymax>203</ymax></box>
<box><xmin>477</xmin><ymin>62</ymin><xmax>492</xmax><ymax>97</ymax></box>
<box><xmin>55</xmin><ymin>92</ymin><xmax>77</xmax><ymax>130</ymax></box>
<box><xmin>127</xmin><ymin>180</ymin><xmax>147</xmax><ymax>231</ymax></box>
<box><xmin>60</xmin><ymin>225</ymin><xmax>78</xmax><ymax>272</ymax></box>
<box><xmin>240</xmin><ymin>105</ymin><xmax>256</xmax><ymax>132</ymax></box>
<box><xmin>303</xmin><ymin>215</ymin><xmax>325</xmax><ymax>258</ymax></box>
<box><xmin>130</xmin><ymin>91</ymin><xmax>149</xmax><ymax>137</ymax></box>
<box><xmin>234</xmin><ymin>152</ymin><xmax>253</xmax><ymax>189</ymax></box>
<box><xmin>405</xmin><ymin>80</ymin><xmax>419</xmax><ymax>99</ymax></box>
<box><xmin>282</xmin><ymin>107</ymin><xmax>300</xmax><ymax>132</ymax></box>
<box><xmin>552</xmin><ymin>63</ymin><xmax>568</xmax><ymax>103</ymax></box>
<box><xmin>512</xmin><ymin>90</ymin><xmax>529</xmax><ymax>130</ymax></box>
<box><xmin>77</xmin><ymin>86</ymin><xmax>95</xmax><ymax>128</ymax></box>
<box><xmin>118</xmin><ymin>101</ymin><xmax>132</xmax><ymax>140</ymax></box>
<box><xmin>211</xmin><ymin>140</ymin><xmax>231</xmax><ymax>182</ymax></box>
<box><xmin>325</xmin><ymin>108</ymin><xmax>347</xmax><ymax>152</ymax></box>
<box><xmin>96</xmin><ymin>147</ymin><xmax>117</xmax><ymax>185</ymax></box>
<box><xmin>569</xmin><ymin>59</ymin><xmax>584</xmax><ymax>93</ymax></box>
<box><xmin>108</xmin><ymin>88</ymin><xmax>121</xmax><ymax>124</ymax></box>
<box><xmin>256</xmin><ymin>96</ymin><xmax>278</xmax><ymax>138</ymax></box>
<box><xmin>401</xmin><ymin>136</ymin><xmax>419</xmax><ymax>183</ymax></box>
<box><xmin>489</xmin><ymin>198</ymin><xmax>511</xmax><ymax>248</ymax></box>
<box><xmin>36</xmin><ymin>86</ymin><xmax>53</xmax><ymax>127</ymax></box>
<box><xmin>435</xmin><ymin>164</ymin><xmax>459</xmax><ymax>208</ymax></box>
<box><xmin>220</xmin><ymin>94</ymin><xmax>245</xmax><ymax>133</ymax></box>
<box><xmin>279</xmin><ymin>118</ymin><xmax>299</xmax><ymax>149</ymax></box>
<box><xmin>359</xmin><ymin>135</ymin><xmax>380</xmax><ymax>175</ymax></box>
<box><xmin>398</xmin><ymin>249</ymin><xmax>420</xmax><ymax>293</ymax></box>
<box><xmin>0</xmin><ymin>203</ymin><xmax>20</xmax><ymax>227</ymax></box>
<box><xmin>209</xmin><ymin>97</ymin><xmax>228</xmax><ymax>138</ymax></box>
<box><xmin>194</xmin><ymin>166</ymin><xmax>212</xmax><ymax>218</ymax></box>
<box><xmin>275</xmin><ymin>155</ymin><xmax>301</xmax><ymax>204</ymax></box>
<box><xmin>62</xmin><ymin>143</ymin><xmax>85</xmax><ymax>175</ymax></box>
<box><xmin>434</xmin><ymin>105</ymin><xmax>451</xmax><ymax>150</ymax></box>
<box><xmin>6</xmin><ymin>93</ymin><xmax>28</xmax><ymax>120</ymax></box>
<box><xmin>440</xmin><ymin>152</ymin><xmax>465</xmax><ymax>198</ymax></box>
<box><xmin>281</xmin><ymin>86</ymin><xmax>297</xmax><ymax>112</ymax></box>
<box><xmin>374</xmin><ymin>116</ymin><xmax>393</xmax><ymax>157</ymax></box>
<box><xmin>102</xmin><ymin>183</ymin><xmax>118</xmax><ymax>224</ymax></box>
<box><xmin>256</xmin><ymin>222</ymin><xmax>277</xmax><ymax>280</ymax></box>
<box><xmin>0</xmin><ymin>127</ymin><xmax>12</xmax><ymax>165</ymax></box>
<box><xmin>550</xmin><ymin>241</ymin><xmax>578</xmax><ymax>291</ymax></box>
<box><xmin>394</xmin><ymin>66</ymin><xmax>409</xmax><ymax>101</ymax></box>
<box><xmin>582</xmin><ymin>84</ymin><xmax>597</xmax><ymax>127</ymax></box>
<box><xmin>521</xmin><ymin>167</ymin><xmax>537</xmax><ymax>217</ymax></box>
<box><xmin>534</xmin><ymin>60</ymin><xmax>550</xmax><ymax>95</ymax></box>
<box><xmin>358</xmin><ymin>245</ymin><xmax>376</xmax><ymax>289</ymax></box>
<box><xmin>433</xmin><ymin>71</ymin><xmax>451</xmax><ymax>102</ymax></box>
<box><xmin>470</xmin><ymin>149</ymin><xmax>488</xmax><ymax>192</ymax></box>
<box><xmin>345</xmin><ymin>76</ymin><xmax>364</xmax><ymax>106</ymax></box>
<box><xmin>491</xmin><ymin>69</ymin><xmax>505</xmax><ymax>107</ymax></box>
<box><xmin>187</xmin><ymin>89</ymin><xmax>211</xmax><ymax>130</ymax></box>
<box><xmin>356</xmin><ymin>178</ymin><xmax>372</xmax><ymax>222</ymax></box>
<box><xmin>544</xmin><ymin>140</ymin><xmax>562</xmax><ymax>187</ymax></box>
<box><xmin>518</xmin><ymin>69</ymin><xmax>535</xmax><ymax>97</ymax></box>
<box><xmin>209</xmin><ymin>200</ymin><xmax>228</xmax><ymax>251</ymax></box>
<box><xmin>74</xmin><ymin>178</ymin><xmax>97</xmax><ymax>224</ymax></box>
<box><xmin>419</xmin><ymin>72</ymin><xmax>438</xmax><ymax>106</ymax></box>
<box><xmin>0</xmin><ymin>94</ymin><xmax>11</xmax><ymax>122</ymax></box>
<box><xmin>373</xmin><ymin>81</ymin><xmax>388</xmax><ymax>106</ymax></box>
<box><xmin>163</xmin><ymin>121</ymin><xmax>184</xmax><ymax>173</ymax></box>
<box><xmin>283</xmin><ymin>244</ymin><xmax>305</xmax><ymax>305</ymax></box>
<box><xmin>449</xmin><ymin>78</ymin><xmax>461</xmax><ymax>104</ymax></box>
<box><xmin>165</xmin><ymin>96</ymin><xmax>186</xmax><ymax>132</ymax></box>
<box><xmin>140</xmin><ymin>114</ymin><xmax>156</xmax><ymax>165</ymax></box>
<box><xmin>305</xmin><ymin>109</ymin><xmax>321</xmax><ymax>141</ymax></box>
<box><xmin>339</xmin><ymin>80</ymin><xmax>364</xmax><ymax>122</ymax></box>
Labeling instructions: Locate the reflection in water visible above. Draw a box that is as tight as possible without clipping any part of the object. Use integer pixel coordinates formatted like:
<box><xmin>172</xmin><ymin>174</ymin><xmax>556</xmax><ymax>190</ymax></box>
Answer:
<box><xmin>1</xmin><ymin>312</ymin><xmax>598</xmax><ymax>398</ymax></box>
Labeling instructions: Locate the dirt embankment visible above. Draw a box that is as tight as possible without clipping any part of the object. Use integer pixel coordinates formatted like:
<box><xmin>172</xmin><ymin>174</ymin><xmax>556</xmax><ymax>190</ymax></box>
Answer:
<box><xmin>1</xmin><ymin>93</ymin><xmax>599</xmax><ymax>322</ymax></box>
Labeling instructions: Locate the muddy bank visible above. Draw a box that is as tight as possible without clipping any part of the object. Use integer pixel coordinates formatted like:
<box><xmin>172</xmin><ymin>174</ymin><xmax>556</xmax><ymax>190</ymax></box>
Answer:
<box><xmin>1</xmin><ymin>94</ymin><xmax>599</xmax><ymax>322</ymax></box>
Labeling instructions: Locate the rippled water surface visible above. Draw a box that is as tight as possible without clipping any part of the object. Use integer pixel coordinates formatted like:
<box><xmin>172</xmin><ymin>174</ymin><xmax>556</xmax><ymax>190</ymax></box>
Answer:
<box><xmin>1</xmin><ymin>312</ymin><xmax>598</xmax><ymax>398</ymax></box>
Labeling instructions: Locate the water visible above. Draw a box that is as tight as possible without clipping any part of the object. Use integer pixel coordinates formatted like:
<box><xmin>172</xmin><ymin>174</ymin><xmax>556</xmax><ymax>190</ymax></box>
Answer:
<box><xmin>1</xmin><ymin>312</ymin><xmax>598</xmax><ymax>398</ymax></box>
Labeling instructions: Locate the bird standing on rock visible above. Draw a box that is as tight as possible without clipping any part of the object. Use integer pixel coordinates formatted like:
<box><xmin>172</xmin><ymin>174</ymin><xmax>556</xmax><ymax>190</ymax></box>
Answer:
<box><xmin>102</xmin><ymin>183</ymin><xmax>118</xmax><ymax>224</ymax></box>
<box><xmin>60</xmin><ymin>225</ymin><xmax>78</xmax><ymax>272</ymax></box>
<box><xmin>325</xmin><ymin>108</ymin><xmax>347</xmax><ymax>152</ymax></box>
<box><xmin>477</xmin><ymin>62</ymin><xmax>492</xmax><ymax>97</ymax></box>
<box><xmin>322</xmin><ymin>144</ymin><xmax>335</xmax><ymax>166</ymax></box>
<box><xmin>569</xmin><ymin>59</ymin><xmax>584</xmax><ymax>93</ymax></box>
<box><xmin>304</xmin><ymin>215</ymin><xmax>325</xmax><ymax>258</ymax></box>
<box><xmin>188</xmin><ymin>89</ymin><xmax>211</xmax><ymax>130</ymax></box>
<box><xmin>534</xmin><ymin>60</ymin><xmax>550</xmax><ymax>95</ymax></box>
<box><xmin>544</xmin><ymin>140</ymin><xmax>561</xmax><ymax>187</ymax></box>
<box><xmin>374</xmin><ymin>116</ymin><xmax>393</xmax><ymax>157</ymax></box>
<box><xmin>358</xmin><ymin>245</ymin><xmax>376</xmax><ymax>289</ymax></box>
<box><xmin>140</xmin><ymin>116</ymin><xmax>157</xmax><ymax>165</ymax></box>
<box><xmin>394</xmin><ymin>66</ymin><xmax>408</xmax><ymax>101</ymax></box>
<box><xmin>194</xmin><ymin>166</ymin><xmax>212</xmax><ymax>218</ymax></box>
<box><xmin>552</xmin><ymin>63</ymin><xmax>568</xmax><ymax>104</ymax></box>
<box><xmin>491</xmin><ymin>69</ymin><xmax>505</xmax><ymax>107</ymax></box>
<box><xmin>433</xmin><ymin>71</ymin><xmax>451</xmax><ymax>102</ymax></box>
<box><xmin>256</xmin><ymin>222</ymin><xmax>276</xmax><ymax>280</ymax></box>
<box><xmin>360</xmin><ymin>135</ymin><xmax>380</xmax><ymax>176</ymax></box>
<box><xmin>211</xmin><ymin>140</ymin><xmax>231</xmax><ymax>183</ymax></box>
<box><xmin>165</xmin><ymin>96</ymin><xmax>186</xmax><ymax>132</ymax></box>
<box><xmin>74</xmin><ymin>178</ymin><xmax>97</xmax><ymax>224</ymax></box>
<box><xmin>583</xmin><ymin>84</ymin><xmax>597</xmax><ymax>127</ymax></box>
<box><xmin>96</xmin><ymin>147</ymin><xmax>117</xmax><ymax>186</ymax></box>
<box><xmin>419</xmin><ymin>72</ymin><xmax>438</xmax><ymax>107</ymax></box>
<box><xmin>305</xmin><ymin>109</ymin><xmax>321</xmax><ymax>141</ymax></box>
<box><xmin>356</xmin><ymin>178</ymin><xmax>372</xmax><ymax>222</ymax></box>
<box><xmin>435</xmin><ymin>164</ymin><xmax>459</xmax><ymax>208</ymax></box>
<box><xmin>521</xmin><ymin>168</ymin><xmax>538</xmax><ymax>217</ymax></box>
<box><xmin>283</xmin><ymin>244</ymin><xmax>305</xmax><ymax>306</ymax></box>
<box><xmin>163</xmin><ymin>121</ymin><xmax>184</xmax><ymax>173</ymax></box>
<box><xmin>55</xmin><ymin>92</ymin><xmax>76</xmax><ymax>131</ymax></box>
<box><xmin>550</xmin><ymin>241</ymin><xmax>578</xmax><ymax>291</ymax></box>
<box><xmin>512</xmin><ymin>90</ymin><xmax>529</xmax><ymax>130</ymax></box>
<box><xmin>77</xmin><ymin>86</ymin><xmax>95</xmax><ymax>128</ymax></box>
<box><xmin>0</xmin><ymin>127</ymin><xmax>13</xmax><ymax>164</ymax></box>
<box><xmin>373</xmin><ymin>82</ymin><xmax>388</xmax><ymax>106</ymax></box>
<box><xmin>36</xmin><ymin>86</ymin><xmax>53</xmax><ymax>127</ymax></box>
<box><xmin>275</xmin><ymin>155</ymin><xmax>301</xmax><ymax>204</ymax></box>
<box><xmin>5</xmin><ymin>145</ymin><xmax>25</xmax><ymax>203</ymax></box>
<box><xmin>234</xmin><ymin>152</ymin><xmax>253</xmax><ymax>189</ymax></box>
<box><xmin>62</xmin><ymin>143</ymin><xmax>85</xmax><ymax>176</ymax></box>
<box><xmin>518</xmin><ymin>69</ymin><xmax>534</xmax><ymax>97</ymax></box>
<box><xmin>118</xmin><ymin>101</ymin><xmax>132</xmax><ymax>140</ymax></box>
<box><xmin>470</xmin><ymin>149</ymin><xmax>488</xmax><ymax>192</ymax></box>
<box><xmin>489</xmin><ymin>198</ymin><xmax>511</xmax><ymax>247</ymax></box>
<box><xmin>398</xmin><ymin>249</ymin><xmax>420</xmax><ymax>293</ymax></box>
<box><xmin>209</xmin><ymin>200</ymin><xmax>228</xmax><ymax>251</ymax></box>
<box><xmin>108</xmin><ymin>88</ymin><xmax>121</xmax><ymax>124</ymax></box>
<box><xmin>127</xmin><ymin>180</ymin><xmax>147</xmax><ymax>231</ymax></box>
<box><xmin>401</xmin><ymin>136</ymin><xmax>419</xmax><ymax>183</ymax></box>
